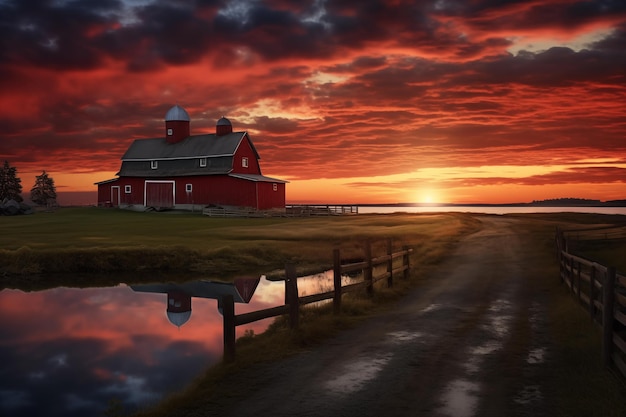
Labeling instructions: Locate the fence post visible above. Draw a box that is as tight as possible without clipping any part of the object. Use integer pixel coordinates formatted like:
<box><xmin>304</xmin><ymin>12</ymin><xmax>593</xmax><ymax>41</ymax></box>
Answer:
<box><xmin>590</xmin><ymin>265</ymin><xmax>596</xmax><ymax>320</ymax></box>
<box><xmin>556</xmin><ymin>228</ymin><xmax>564</xmax><ymax>284</ymax></box>
<box><xmin>333</xmin><ymin>248</ymin><xmax>342</xmax><ymax>314</ymax></box>
<box><xmin>602</xmin><ymin>266</ymin><xmax>616</xmax><ymax>368</ymax></box>
<box><xmin>285</xmin><ymin>263</ymin><xmax>299</xmax><ymax>329</ymax></box>
<box><xmin>365</xmin><ymin>240</ymin><xmax>373</xmax><ymax>295</ymax></box>
<box><xmin>403</xmin><ymin>245</ymin><xmax>410</xmax><ymax>280</ymax></box>
<box><xmin>576</xmin><ymin>261</ymin><xmax>582</xmax><ymax>302</ymax></box>
<box><xmin>386</xmin><ymin>238</ymin><xmax>393</xmax><ymax>288</ymax></box>
<box><xmin>222</xmin><ymin>294</ymin><xmax>236</xmax><ymax>362</ymax></box>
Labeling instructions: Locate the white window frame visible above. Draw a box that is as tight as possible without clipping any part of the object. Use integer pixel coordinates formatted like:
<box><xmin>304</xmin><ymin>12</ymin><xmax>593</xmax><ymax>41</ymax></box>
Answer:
<box><xmin>151</xmin><ymin>160</ymin><xmax>158</xmax><ymax>169</ymax></box>
<box><xmin>167</xmin><ymin>128</ymin><xmax>173</xmax><ymax>136</ymax></box>
<box><xmin>199</xmin><ymin>158</ymin><xmax>207</xmax><ymax>167</ymax></box>
<box><xmin>242</xmin><ymin>157</ymin><xmax>249</xmax><ymax>168</ymax></box>
<box><xmin>124</xmin><ymin>185</ymin><xmax>132</xmax><ymax>194</ymax></box>
<box><xmin>273</xmin><ymin>183</ymin><xmax>278</xmax><ymax>191</ymax></box>
<box><xmin>185</xmin><ymin>183</ymin><xmax>192</xmax><ymax>192</ymax></box>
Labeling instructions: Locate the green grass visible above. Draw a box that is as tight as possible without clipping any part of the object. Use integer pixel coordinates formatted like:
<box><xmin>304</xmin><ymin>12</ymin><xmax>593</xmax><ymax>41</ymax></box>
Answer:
<box><xmin>0</xmin><ymin>208</ymin><xmax>480</xmax><ymax>289</ymax></box>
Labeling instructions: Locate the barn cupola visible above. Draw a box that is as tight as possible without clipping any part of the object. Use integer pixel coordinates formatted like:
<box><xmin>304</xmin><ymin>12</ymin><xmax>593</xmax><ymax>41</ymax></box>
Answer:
<box><xmin>165</xmin><ymin>105</ymin><xmax>190</xmax><ymax>144</ymax></box>
<box><xmin>166</xmin><ymin>291</ymin><xmax>192</xmax><ymax>328</ymax></box>
<box><xmin>216</xmin><ymin>116</ymin><xmax>232</xmax><ymax>136</ymax></box>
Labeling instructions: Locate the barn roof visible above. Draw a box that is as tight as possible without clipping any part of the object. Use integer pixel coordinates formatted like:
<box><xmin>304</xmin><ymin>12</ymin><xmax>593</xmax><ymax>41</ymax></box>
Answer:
<box><xmin>121</xmin><ymin>131</ymin><xmax>259</xmax><ymax>161</ymax></box>
<box><xmin>230</xmin><ymin>173</ymin><xmax>289</xmax><ymax>183</ymax></box>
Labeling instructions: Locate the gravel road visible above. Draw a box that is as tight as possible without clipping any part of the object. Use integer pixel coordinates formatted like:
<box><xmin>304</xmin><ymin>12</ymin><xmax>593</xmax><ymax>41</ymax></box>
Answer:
<box><xmin>208</xmin><ymin>216</ymin><xmax>554</xmax><ymax>417</ymax></box>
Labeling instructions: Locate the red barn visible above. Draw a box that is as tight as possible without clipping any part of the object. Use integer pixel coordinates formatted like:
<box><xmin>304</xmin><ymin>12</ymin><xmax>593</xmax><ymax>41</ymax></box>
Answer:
<box><xmin>96</xmin><ymin>105</ymin><xmax>287</xmax><ymax>212</ymax></box>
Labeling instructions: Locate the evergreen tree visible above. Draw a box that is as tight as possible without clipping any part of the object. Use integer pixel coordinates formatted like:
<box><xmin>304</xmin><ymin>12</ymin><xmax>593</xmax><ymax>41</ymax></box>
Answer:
<box><xmin>0</xmin><ymin>160</ymin><xmax>23</xmax><ymax>202</ymax></box>
<box><xmin>30</xmin><ymin>171</ymin><xmax>57</xmax><ymax>207</ymax></box>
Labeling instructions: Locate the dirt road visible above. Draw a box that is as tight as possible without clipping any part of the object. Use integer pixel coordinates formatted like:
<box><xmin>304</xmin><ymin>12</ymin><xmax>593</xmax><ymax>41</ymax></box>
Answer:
<box><xmin>209</xmin><ymin>216</ymin><xmax>555</xmax><ymax>416</ymax></box>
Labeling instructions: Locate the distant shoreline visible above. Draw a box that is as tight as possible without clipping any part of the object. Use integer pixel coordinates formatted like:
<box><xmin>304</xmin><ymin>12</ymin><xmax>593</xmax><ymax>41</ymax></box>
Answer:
<box><xmin>55</xmin><ymin>191</ymin><xmax>626</xmax><ymax>208</ymax></box>
<box><xmin>354</xmin><ymin>201</ymin><xmax>626</xmax><ymax>208</ymax></box>
<box><xmin>289</xmin><ymin>201</ymin><xmax>626</xmax><ymax>208</ymax></box>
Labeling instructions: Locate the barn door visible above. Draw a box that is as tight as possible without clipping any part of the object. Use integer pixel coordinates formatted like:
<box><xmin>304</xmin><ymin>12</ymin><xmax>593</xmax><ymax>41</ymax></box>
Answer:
<box><xmin>145</xmin><ymin>181</ymin><xmax>174</xmax><ymax>208</ymax></box>
<box><xmin>111</xmin><ymin>186</ymin><xmax>120</xmax><ymax>207</ymax></box>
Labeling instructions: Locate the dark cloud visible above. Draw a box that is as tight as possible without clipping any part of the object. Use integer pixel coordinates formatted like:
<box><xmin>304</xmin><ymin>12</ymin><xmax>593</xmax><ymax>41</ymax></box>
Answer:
<box><xmin>0</xmin><ymin>0</ymin><xmax>123</xmax><ymax>70</ymax></box>
<box><xmin>0</xmin><ymin>0</ymin><xmax>625</xmax><ymax>200</ymax></box>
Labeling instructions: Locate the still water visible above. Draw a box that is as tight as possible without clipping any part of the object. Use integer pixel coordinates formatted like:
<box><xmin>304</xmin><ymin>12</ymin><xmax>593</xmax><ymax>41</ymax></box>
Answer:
<box><xmin>359</xmin><ymin>205</ymin><xmax>626</xmax><ymax>215</ymax></box>
<box><xmin>0</xmin><ymin>271</ymin><xmax>348</xmax><ymax>417</ymax></box>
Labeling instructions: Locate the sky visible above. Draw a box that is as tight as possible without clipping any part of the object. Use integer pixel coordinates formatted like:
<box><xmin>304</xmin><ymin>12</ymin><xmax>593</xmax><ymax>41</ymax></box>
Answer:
<box><xmin>0</xmin><ymin>0</ymin><xmax>625</xmax><ymax>205</ymax></box>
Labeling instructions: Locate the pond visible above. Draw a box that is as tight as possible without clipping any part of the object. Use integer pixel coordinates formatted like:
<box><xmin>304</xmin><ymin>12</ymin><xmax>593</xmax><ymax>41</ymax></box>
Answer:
<box><xmin>0</xmin><ymin>270</ymin><xmax>353</xmax><ymax>417</ymax></box>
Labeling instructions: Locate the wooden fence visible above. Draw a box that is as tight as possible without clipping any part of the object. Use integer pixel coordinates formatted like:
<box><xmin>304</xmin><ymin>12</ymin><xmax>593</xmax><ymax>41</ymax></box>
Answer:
<box><xmin>202</xmin><ymin>205</ymin><xmax>359</xmax><ymax>217</ymax></box>
<box><xmin>555</xmin><ymin>227</ymin><xmax>626</xmax><ymax>378</ymax></box>
<box><xmin>285</xmin><ymin>204</ymin><xmax>359</xmax><ymax>216</ymax></box>
<box><xmin>221</xmin><ymin>239</ymin><xmax>412</xmax><ymax>361</ymax></box>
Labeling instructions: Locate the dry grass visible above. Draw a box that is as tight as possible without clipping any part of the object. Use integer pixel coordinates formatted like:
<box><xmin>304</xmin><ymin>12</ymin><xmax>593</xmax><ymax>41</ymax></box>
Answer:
<box><xmin>0</xmin><ymin>208</ymin><xmax>480</xmax><ymax>290</ymax></box>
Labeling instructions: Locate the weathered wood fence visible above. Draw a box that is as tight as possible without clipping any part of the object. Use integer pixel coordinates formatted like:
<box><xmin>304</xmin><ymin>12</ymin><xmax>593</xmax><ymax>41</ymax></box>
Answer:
<box><xmin>202</xmin><ymin>205</ymin><xmax>359</xmax><ymax>217</ymax></box>
<box><xmin>555</xmin><ymin>227</ymin><xmax>626</xmax><ymax>378</ymax></box>
<box><xmin>285</xmin><ymin>204</ymin><xmax>359</xmax><ymax>216</ymax></box>
<box><xmin>221</xmin><ymin>239</ymin><xmax>412</xmax><ymax>361</ymax></box>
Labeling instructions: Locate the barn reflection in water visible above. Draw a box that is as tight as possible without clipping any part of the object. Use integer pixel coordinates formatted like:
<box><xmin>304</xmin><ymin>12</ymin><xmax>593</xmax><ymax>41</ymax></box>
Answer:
<box><xmin>131</xmin><ymin>278</ymin><xmax>261</xmax><ymax>327</ymax></box>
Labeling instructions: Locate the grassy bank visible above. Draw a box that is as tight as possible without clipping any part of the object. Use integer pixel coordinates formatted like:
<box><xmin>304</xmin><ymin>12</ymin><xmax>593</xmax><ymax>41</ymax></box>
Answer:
<box><xmin>0</xmin><ymin>207</ymin><xmax>480</xmax><ymax>290</ymax></box>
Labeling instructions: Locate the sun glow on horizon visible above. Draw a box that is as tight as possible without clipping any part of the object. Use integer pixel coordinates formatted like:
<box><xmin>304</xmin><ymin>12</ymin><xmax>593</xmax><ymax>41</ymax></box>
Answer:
<box><xmin>415</xmin><ymin>189</ymin><xmax>441</xmax><ymax>205</ymax></box>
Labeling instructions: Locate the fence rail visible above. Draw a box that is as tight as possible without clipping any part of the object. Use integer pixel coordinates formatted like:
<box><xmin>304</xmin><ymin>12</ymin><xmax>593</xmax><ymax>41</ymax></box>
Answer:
<box><xmin>285</xmin><ymin>205</ymin><xmax>359</xmax><ymax>216</ymax></box>
<box><xmin>555</xmin><ymin>227</ymin><xmax>626</xmax><ymax>378</ymax></box>
<box><xmin>202</xmin><ymin>205</ymin><xmax>359</xmax><ymax>217</ymax></box>
<box><xmin>221</xmin><ymin>239</ymin><xmax>412</xmax><ymax>361</ymax></box>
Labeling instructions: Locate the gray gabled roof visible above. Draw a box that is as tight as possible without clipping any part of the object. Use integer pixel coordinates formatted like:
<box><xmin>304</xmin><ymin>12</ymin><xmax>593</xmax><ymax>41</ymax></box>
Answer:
<box><xmin>121</xmin><ymin>132</ymin><xmax>260</xmax><ymax>161</ymax></box>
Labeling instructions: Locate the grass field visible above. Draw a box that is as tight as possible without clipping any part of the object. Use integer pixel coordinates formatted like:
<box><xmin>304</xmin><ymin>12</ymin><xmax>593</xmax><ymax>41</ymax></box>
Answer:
<box><xmin>0</xmin><ymin>207</ymin><xmax>481</xmax><ymax>289</ymax></box>
<box><xmin>2</xmin><ymin>208</ymin><xmax>625</xmax><ymax>416</ymax></box>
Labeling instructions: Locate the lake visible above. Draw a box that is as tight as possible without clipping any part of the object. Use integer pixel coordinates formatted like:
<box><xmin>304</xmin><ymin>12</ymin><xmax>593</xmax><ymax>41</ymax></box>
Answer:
<box><xmin>359</xmin><ymin>205</ymin><xmax>626</xmax><ymax>215</ymax></box>
<box><xmin>0</xmin><ymin>271</ymin><xmax>352</xmax><ymax>417</ymax></box>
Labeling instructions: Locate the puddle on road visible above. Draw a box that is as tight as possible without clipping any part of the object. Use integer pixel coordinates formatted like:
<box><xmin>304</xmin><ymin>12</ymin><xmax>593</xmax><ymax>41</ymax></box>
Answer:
<box><xmin>386</xmin><ymin>330</ymin><xmax>423</xmax><ymax>343</ymax></box>
<box><xmin>438</xmin><ymin>379</ymin><xmax>480</xmax><ymax>417</ymax></box>
<box><xmin>420</xmin><ymin>303</ymin><xmax>442</xmax><ymax>313</ymax></box>
<box><xmin>526</xmin><ymin>347</ymin><xmax>546</xmax><ymax>364</ymax></box>
<box><xmin>470</xmin><ymin>341</ymin><xmax>501</xmax><ymax>356</ymax></box>
<box><xmin>514</xmin><ymin>384</ymin><xmax>542</xmax><ymax>405</ymax></box>
<box><xmin>464</xmin><ymin>341</ymin><xmax>503</xmax><ymax>374</ymax></box>
<box><xmin>324</xmin><ymin>353</ymin><xmax>393</xmax><ymax>395</ymax></box>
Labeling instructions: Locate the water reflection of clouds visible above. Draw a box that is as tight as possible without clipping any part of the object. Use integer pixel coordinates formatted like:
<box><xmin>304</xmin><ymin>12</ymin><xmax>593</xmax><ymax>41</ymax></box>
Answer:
<box><xmin>1</xmin><ymin>273</ymin><xmax>348</xmax><ymax>416</ymax></box>
<box><xmin>0</xmin><ymin>286</ymin><xmax>224</xmax><ymax>417</ymax></box>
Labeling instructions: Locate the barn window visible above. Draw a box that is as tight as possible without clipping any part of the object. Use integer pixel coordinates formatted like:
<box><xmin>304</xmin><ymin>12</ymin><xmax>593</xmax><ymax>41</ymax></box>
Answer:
<box><xmin>151</xmin><ymin>160</ymin><xmax>158</xmax><ymax>169</ymax></box>
<box><xmin>242</xmin><ymin>157</ymin><xmax>248</xmax><ymax>168</ymax></box>
<box><xmin>125</xmin><ymin>185</ymin><xmax>132</xmax><ymax>194</ymax></box>
<box><xmin>167</xmin><ymin>128</ymin><xmax>173</xmax><ymax>136</ymax></box>
<box><xmin>273</xmin><ymin>183</ymin><xmax>278</xmax><ymax>191</ymax></box>
<box><xmin>199</xmin><ymin>158</ymin><xmax>207</xmax><ymax>167</ymax></box>
<box><xmin>185</xmin><ymin>184</ymin><xmax>192</xmax><ymax>192</ymax></box>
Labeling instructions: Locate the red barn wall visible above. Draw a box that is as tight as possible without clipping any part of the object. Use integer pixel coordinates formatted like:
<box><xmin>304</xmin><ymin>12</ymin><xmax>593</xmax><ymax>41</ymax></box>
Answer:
<box><xmin>97</xmin><ymin>182</ymin><xmax>116</xmax><ymax>206</ymax></box>
<box><xmin>256</xmin><ymin>181</ymin><xmax>286</xmax><ymax>209</ymax></box>
<box><xmin>177</xmin><ymin>176</ymin><xmax>257</xmax><ymax>208</ymax></box>
<box><xmin>98</xmin><ymin>175</ymin><xmax>285</xmax><ymax>210</ymax></box>
<box><xmin>231</xmin><ymin>136</ymin><xmax>261</xmax><ymax>175</ymax></box>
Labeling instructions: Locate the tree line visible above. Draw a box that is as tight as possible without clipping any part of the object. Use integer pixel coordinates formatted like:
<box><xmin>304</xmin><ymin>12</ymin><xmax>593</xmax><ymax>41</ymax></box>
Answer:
<box><xmin>0</xmin><ymin>160</ymin><xmax>57</xmax><ymax>207</ymax></box>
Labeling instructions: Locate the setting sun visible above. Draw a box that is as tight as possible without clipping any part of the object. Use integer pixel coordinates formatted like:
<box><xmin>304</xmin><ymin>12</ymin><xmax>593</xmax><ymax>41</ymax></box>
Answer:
<box><xmin>416</xmin><ymin>191</ymin><xmax>437</xmax><ymax>205</ymax></box>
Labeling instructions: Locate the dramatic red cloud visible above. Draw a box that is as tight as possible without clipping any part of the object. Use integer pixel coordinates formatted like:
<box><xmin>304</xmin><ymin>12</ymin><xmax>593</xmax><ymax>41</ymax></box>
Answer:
<box><xmin>0</xmin><ymin>0</ymin><xmax>625</xmax><ymax>204</ymax></box>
